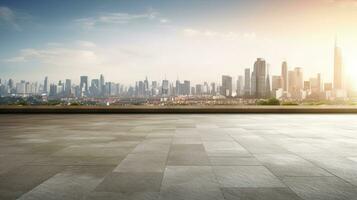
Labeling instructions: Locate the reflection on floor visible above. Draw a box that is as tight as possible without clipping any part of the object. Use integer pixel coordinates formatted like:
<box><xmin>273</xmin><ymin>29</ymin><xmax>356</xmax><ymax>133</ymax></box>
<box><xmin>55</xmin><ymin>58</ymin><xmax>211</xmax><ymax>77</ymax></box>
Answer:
<box><xmin>1</xmin><ymin>114</ymin><xmax>357</xmax><ymax>200</ymax></box>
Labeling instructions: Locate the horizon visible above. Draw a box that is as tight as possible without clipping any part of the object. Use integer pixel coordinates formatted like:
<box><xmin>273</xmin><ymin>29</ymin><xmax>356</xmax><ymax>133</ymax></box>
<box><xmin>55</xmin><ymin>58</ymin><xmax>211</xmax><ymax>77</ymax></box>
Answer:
<box><xmin>1</xmin><ymin>0</ymin><xmax>357</xmax><ymax>88</ymax></box>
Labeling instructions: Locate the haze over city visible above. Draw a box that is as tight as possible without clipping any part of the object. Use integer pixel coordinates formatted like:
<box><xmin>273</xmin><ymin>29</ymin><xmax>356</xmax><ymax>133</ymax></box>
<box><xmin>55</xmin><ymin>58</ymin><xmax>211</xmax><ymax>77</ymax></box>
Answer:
<box><xmin>2</xmin><ymin>2</ymin><xmax>357</xmax><ymax>200</ymax></box>
<box><xmin>1</xmin><ymin>0</ymin><xmax>357</xmax><ymax>87</ymax></box>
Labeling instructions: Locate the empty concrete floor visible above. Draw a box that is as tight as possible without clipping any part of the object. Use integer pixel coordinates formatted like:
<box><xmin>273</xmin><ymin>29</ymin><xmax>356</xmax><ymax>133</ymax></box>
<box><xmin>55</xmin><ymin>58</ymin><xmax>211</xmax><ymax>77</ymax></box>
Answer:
<box><xmin>0</xmin><ymin>114</ymin><xmax>357</xmax><ymax>200</ymax></box>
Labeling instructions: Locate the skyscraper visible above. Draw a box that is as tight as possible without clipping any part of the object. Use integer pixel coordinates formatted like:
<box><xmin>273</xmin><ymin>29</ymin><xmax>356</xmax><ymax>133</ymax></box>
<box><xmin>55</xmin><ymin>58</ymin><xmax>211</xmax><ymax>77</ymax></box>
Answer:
<box><xmin>162</xmin><ymin>80</ymin><xmax>169</xmax><ymax>96</ymax></box>
<box><xmin>195</xmin><ymin>84</ymin><xmax>203</xmax><ymax>95</ymax></box>
<box><xmin>294</xmin><ymin>67</ymin><xmax>303</xmax><ymax>91</ymax></box>
<box><xmin>236</xmin><ymin>75</ymin><xmax>243</xmax><ymax>97</ymax></box>
<box><xmin>49</xmin><ymin>84</ymin><xmax>57</xmax><ymax>97</ymax></box>
<box><xmin>252</xmin><ymin>58</ymin><xmax>267</xmax><ymax>98</ymax></box>
<box><xmin>99</xmin><ymin>74</ymin><xmax>105</xmax><ymax>96</ymax></box>
<box><xmin>221</xmin><ymin>75</ymin><xmax>232</xmax><ymax>97</ymax></box>
<box><xmin>211</xmin><ymin>82</ymin><xmax>216</xmax><ymax>95</ymax></box>
<box><xmin>266</xmin><ymin>65</ymin><xmax>271</xmax><ymax>97</ymax></box>
<box><xmin>144</xmin><ymin>77</ymin><xmax>149</xmax><ymax>96</ymax></box>
<box><xmin>272</xmin><ymin>76</ymin><xmax>282</xmax><ymax>92</ymax></box>
<box><xmin>281</xmin><ymin>61</ymin><xmax>288</xmax><ymax>92</ymax></box>
<box><xmin>151</xmin><ymin>81</ymin><xmax>158</xmax><ymax>96</ymax></box>
<box><xmin>43</xmin><ymin>76</ymin><xmax>48</xmax><ymax>94</ymax></box>
<box><xmin>244</xmin><ymin>68</ymin><xmax>251</xmax><ymax>96</ymax></box>
<box><xmin>90</xmin><ymin>79</ymin><xmax>99</xmax><ymax>97</ymax></box>
<box><xmin>183</xmin><ymin>80</ymin><xmax>190</xmax><ymax>95</ymax></box>
<box><xmin>65</xmin><ymin>79</ymin><xmax>71</xmax><ymax>96</ymax></box>
<box><xmin>288</xmin><ymin>70</ymin><xmax>295</xmax><ymax>95</ymax></box>
<box><xmin>288</xmin><ymin>67</ymin><xmax>303</xmax><ymax>99</ymax></box>
<box><xmin>333</xmin><ymin>40</ymin><xmax>344</xmax><ymax>90</ymax></box>
<box><xmin>80</xmin><ymin>76</ymin><xmax>88</xmax><ymax>96</ymax></box>
<box><xmin>175</xmin><ymin>79</ymin><xmax>181</xmax><ymax>96</ymax></box>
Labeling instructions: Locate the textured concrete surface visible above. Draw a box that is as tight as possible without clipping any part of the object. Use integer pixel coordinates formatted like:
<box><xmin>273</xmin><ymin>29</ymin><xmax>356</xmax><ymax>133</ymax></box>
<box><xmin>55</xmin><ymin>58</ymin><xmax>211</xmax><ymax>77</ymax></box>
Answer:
<box><xmin>0</xmin><ymin>114</ymin><xmax>357</xmax><ymax>200</ymax></box>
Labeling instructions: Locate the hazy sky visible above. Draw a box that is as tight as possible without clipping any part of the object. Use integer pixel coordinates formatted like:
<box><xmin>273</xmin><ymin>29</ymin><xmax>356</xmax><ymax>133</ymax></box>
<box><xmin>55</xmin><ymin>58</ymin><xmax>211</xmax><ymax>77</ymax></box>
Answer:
<box><xmin>1</xmin><ymin>0</ymin><xmax>357</xmax><ymax>85</ymax></box>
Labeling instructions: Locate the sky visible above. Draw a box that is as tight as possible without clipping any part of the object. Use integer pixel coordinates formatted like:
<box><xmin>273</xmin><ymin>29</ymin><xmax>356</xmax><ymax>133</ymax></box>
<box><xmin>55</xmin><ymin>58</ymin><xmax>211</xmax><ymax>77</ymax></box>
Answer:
<box><xmin>1</xmin><ymin>0</ymin><xmax>357</xmax><ymax>86</ymax></box>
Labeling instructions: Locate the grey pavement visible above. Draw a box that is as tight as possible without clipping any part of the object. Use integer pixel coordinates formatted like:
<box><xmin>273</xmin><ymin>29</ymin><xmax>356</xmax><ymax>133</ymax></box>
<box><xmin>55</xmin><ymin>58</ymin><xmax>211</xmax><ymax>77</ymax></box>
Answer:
<box><xmin>0</xmin><ymin>114</ymin><xmax>357</xmax><ymax>200</ymax></box>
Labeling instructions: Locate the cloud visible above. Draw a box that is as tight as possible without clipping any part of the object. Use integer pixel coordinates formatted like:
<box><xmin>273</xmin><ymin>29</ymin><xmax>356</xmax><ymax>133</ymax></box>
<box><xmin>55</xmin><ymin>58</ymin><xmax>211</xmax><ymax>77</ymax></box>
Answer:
<box><xmin>159</xmin><ymin>18</ymin><xmax>170</xmax><ymax>24</ymax></box>
<box><xmin>4</xmin><ymin>46</ymin><xmax>98</xmax><ymax>67</ymax></box>
<box><xmin>182</xmin><ymin>28</ymin><xmax>256</xmax><ymax>40</ymax></box>
<box><xmin>183</xmin><ymin>28</ymin><xmax>200</xmax><ymax>37</ymax></box>
<box><xmin>0</xmin><ymin>6</ymin><xmax>21</xmax><ymax>31</ymax></box>
<box><xmin>75</xmin><ymin>10</ymin><xmax>168</xmax><ymax>29</ymax></box>
<box><xmin>75</xmin><ymin>40</ymin><xmax>96</xmax><ymax>48</ymax></box>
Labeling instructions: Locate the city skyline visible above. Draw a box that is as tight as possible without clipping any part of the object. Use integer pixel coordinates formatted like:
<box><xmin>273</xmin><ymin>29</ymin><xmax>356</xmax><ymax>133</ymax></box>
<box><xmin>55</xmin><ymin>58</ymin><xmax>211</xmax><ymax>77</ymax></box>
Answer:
<box><xmin>1</xmin><ymin>0</ymin><xmax>357</xmax><ymax>86</ymax></box>
<box><xmin>0</xmin><ymin>44</ymin><xmax>351</xmax><ymax>102</ymax></box>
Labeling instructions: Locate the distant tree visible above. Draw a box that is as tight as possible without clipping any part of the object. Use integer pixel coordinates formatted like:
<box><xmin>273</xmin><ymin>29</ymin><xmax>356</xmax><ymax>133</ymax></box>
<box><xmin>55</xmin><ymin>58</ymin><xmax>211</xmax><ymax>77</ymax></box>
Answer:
<box><xmin>257</xmin><ymin>98</ymin><xmax>280</xmax><ymax>105</ymax></box>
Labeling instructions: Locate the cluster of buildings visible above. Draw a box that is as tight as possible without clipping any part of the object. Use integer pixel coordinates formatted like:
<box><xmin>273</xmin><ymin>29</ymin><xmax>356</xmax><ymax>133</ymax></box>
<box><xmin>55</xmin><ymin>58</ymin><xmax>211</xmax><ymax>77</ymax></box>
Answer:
<box><xmin>219</xmin><ymin>41</ymin><xmax>349</xmax><ymax>101</ymax></box>
<box><xmin>0</xmin><ymin>42</ymin><xmax>351</xmax><ymax>102</ymax></box>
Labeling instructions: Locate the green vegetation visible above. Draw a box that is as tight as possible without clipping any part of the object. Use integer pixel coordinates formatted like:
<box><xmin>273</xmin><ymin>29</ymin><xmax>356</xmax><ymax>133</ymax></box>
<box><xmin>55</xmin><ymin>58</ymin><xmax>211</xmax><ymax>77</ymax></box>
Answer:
<box><xmin>281</xmin><ymin>101</ymin><xmax>299</xmax><ymax>106</ymax></box>
<box><xmin>256</xmin><ymin>98</ymin><xmax>280</xmax><ymax>105</ymax></box>
<box><xmin>69</xmin><ymin>102</ymin><xmax>81</xmax><ymax>106</ymax></box>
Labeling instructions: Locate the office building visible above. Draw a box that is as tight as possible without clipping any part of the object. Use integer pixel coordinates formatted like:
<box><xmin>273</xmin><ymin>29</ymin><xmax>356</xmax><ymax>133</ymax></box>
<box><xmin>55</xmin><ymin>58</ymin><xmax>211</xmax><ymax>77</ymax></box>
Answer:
<box><xmin>281</xmin><ymin>61</ymin><xmax>288</xmax><ymax>92</ymax></box>
<box><xmin>236</xmin><ymin>75</ymin><xmax>243</xmax><ymax>97</ymax></box>
<box><xmin>221</xmin><ymin>75</ymin><xmax>232</xmax><ymax>97</ymax></box>
<box><xmin>252</xmin><ymin>58</ymin><xmax>268</xmax><ymax>98</ymax></box>
<box><xmin>64</xmin><ymin>79</ymin><xmax>71</xmax><ymax>96</ymax></box>
<box><xmin>80</xmin><ymin>76</ymin><xmax>88</xmax><ymax>96</ymax></box>
<box><xmin>244</xmin><ymin>68</ymin><xmax>251</xmax><ymax>96</ymax></box>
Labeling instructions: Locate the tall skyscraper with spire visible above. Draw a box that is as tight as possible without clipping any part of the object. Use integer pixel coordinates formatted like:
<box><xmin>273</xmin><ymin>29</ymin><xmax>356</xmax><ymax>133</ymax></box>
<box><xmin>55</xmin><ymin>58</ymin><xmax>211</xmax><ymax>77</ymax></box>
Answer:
<box><xmin>99</xmin><ymin>74</ymin><xmax>105</xmax><ymax>96</ymax></box>
<box><xmin>333</xmin><ymin>38</ymin><xmax>343</xmax><ymax>90</ymax></box>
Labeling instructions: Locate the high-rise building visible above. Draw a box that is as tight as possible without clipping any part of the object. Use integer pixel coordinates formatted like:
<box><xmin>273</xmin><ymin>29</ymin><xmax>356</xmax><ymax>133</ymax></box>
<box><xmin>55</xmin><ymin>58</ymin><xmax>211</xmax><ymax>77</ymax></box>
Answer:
<box><xmin>310</xmin><ymin>73</ymin><xmax>322</xmax><ymax>97</ymax></box>
<box><xmin>8</xmin><ymin>79</ymin><xmax>14</xmax><ymax>90</ymax></box>
<box><xmin>65</xmin><ymin>79</ymin><xmax>72</xmax><ymax>96</ymax></box>
<box><xmin>281</xmin><ymin>61</ymin><xmax>288</xmax><ymax>92</ymax></box>
<box><xmin>294</xmin><ymin>67</ymin><xmax>303</xmax><ymax>91</ymax></box>
<box><xmin>183</xmin><ymin>80</ymin><xmax>190</xmax><ymax>95</ymax></box>
<box><xmin>324</xmin><ymin>83</ymin><xmax>333</xmax><ymax>91</ymax></box>
<box><xmin>288</xmin><ymin>70</ymin><xmax>295</xmax><ymax>95</ymax></box>
<box><xmin>304</xmin><ymin>81</ymin><xmax>311</xmax><ymax>91</ymax></box>
<box><xmin>49</xmin><ymin>84</ymin><xmax>57</xmax><ymax>97</ymax></box>
<box><xmin>43</xmin><ymin>76</ymin><xmax>48</xmax><ymax>94</ymax></box>
<box><xmin>191</xmin><ymin>86</ymin><xmax>196</xmax><ymax>95</ymax></box>
<box><xmin>151</xmin><ymin>81</ymin><xmax>158</xmax><ymax>96</ymax></box>
<box><xmin>252</xmin><ymin>58</ymin><xmax>267</xmax><ymax>98</ymax></box>
<box><xmin>266</xmin><ymin>65</ymin><xmax>271</xmax><ymax>97</ymax></box>
<box><xmin>90</xmin><ymin>79</ymin><xmax>99</xmax><ymax>97</ymax></box>
<box><xmin>221</xmin><ymin>75</ymin><xmax>232</xmax><ymax>97</ymax></box>
<box><xmin>210</xmin><ymin>82</ymin><xmax>216</xmax><ymax>95</ymax></box>
<box><xmin>333</xmin><ymin>40</ymin><xmax>343</xmax><ymax>90</ymax></box>
<box><xmin>16</xmin><ymin>81</ymin><xmax>26</xmax><ymax>95</ymax></box>
<box><xmin>236</xmin><ymin>75</ymin><xmax>243</xmax><ymax>97</ymax></box>
<box><xmin>203</xmin><ymin>82</ymin><xmax>209</xmax><ymax>95</ymax></box>
<box><xmin>162</xmin><ymin>80</ymin><xmax>169</xmax><ymax>96</ymax></box>
<box><xmin>144</xmin><ymin>77</ymin><xmax>149</xmax><ymax>96</ymax></box>
<box><xmin>57</xmin><ymin>80</ymin><xmax>64</xmax><ymax>95</ymax></box>
<box><xmin>138</xmin><ymin>81</ymin><xmax>145</xmax><ymax>96</ymax></box>
<box><xmin>196</xmin><ymin>84</ymin><xmax>203</xmax><ymax>95</ymax></box>
<box><xmin>244</xmin><ymin>68</ymin><xmax>251</xmax><ymax>96</ymax></box>
<box><xmin>175</xmin><ymin>80</ymin><xmax>181</xmax><ymax>96</ymax></box>
<box><xmin>99</xmin><ymin>74</ymin><xmax>105</xmax><ymax>95</ymax></box>
<box><xmin>80</xmin><ymin>76</ymin><xmax>88</xmax><ymax>96</ymax></box>
<box><xmin>288</xmin><ymin>67</ymin><xmax>303</xmax><ymax>99</ymax></box>
<box><xmin>272</xmin><ymin>76</ymin><xmax>282</xmax><ymax>92</ymax></box>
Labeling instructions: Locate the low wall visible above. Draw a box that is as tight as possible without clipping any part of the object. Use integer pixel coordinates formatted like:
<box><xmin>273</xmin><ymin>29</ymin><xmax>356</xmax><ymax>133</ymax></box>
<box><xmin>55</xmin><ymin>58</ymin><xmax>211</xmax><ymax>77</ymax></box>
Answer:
<box><xmin>1</xmin><ymin>106</ymin><xmax>357</xmax><ymax>114</ymax></box>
